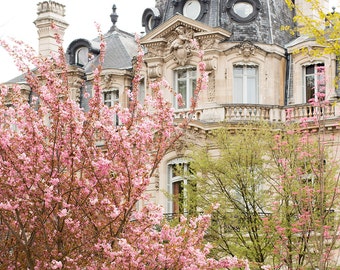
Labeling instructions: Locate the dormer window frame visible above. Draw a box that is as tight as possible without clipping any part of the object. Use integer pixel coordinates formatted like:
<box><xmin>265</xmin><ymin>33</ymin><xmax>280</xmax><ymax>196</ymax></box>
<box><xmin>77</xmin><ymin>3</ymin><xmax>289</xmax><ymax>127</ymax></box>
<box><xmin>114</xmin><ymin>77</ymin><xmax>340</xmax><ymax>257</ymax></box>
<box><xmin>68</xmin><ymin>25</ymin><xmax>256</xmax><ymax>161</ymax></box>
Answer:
<box><xmin>225</xmin><ymin>0</ymin><xmax>261</xmax><ymax>23</ymax></box>
<box><xmin>75</xmin><ymin>47</ymin><xmax>89</xmax><ymax>67</ymax></box>
<box><xmin>172</xmin><ymin>0</ymin><xmax>209</xmax><ymax>21</ymax></box>
<box><xmin>66</xmin><ymin>39</ymin><xmax>100</xmax><ymax>67</ymax></box>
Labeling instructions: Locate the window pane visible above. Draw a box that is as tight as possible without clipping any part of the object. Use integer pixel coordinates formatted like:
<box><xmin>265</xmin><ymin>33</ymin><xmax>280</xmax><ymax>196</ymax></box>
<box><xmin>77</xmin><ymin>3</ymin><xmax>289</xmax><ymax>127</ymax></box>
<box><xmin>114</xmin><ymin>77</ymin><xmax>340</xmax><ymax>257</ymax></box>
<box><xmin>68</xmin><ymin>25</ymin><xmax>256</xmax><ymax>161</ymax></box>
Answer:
<box><xmin>168</xmin><ymin>162</ymin><xmax>194</xmax><ymax>215</ymax></box>
<box><xmin>189</xmin><ymin>70</ymin><xmax>196</xmax><ymax>78</ymax></box>
<box><xmin>234</xmin><ymin>2</ymin><xmax>254</xmax><ymax>18</ymax></box>
<box><xmin>171</xmin><ymin>164</ymin><xmax>184</xmax><ymax>177</ymax></box>
<box><xmin>247</xmin><ymin>67</ymin><xmax>256</xmax><ymax>76</ymax></box>
<box><xmin>175</xmin><ymin>68</ymin><xmax>197</xmax><ymax>109</ymax></box>
<box><xmin>234</xmin><ymin>66</ymin><xmax>243</xmax><ymax>76</ymax></box>
<box><xmin>306</xmin><ymin>75</ymin><xmax>315</xmax><ymax>101</ymax></box>
<box><xmin>76</xmin><ymin>47</ymin><xmax>89</xmax><ymax>66</ymax></box>
<box><xmin>233</xmin><ymin>65</ymin><xmax>258</xmax><ymax>104</ymax></box>
<box><xmin>113</xmin><ymin>91</ymin><xmax>119</xmax><ymax>100</ymax></box>
<box><xmin>304</xmin><ymin>64</ymin><xmax>324</xmax><ymax>102</ymax></box>
<box><xmin>247</xmin><ymin>76</ymin><xmax>257</xmax><ymax>103</ymax></box>
<box><xmin>177</xmin><ymin>70</ymin><xmax>186</xmax><ymax>79</ymax></box>
<box><xmin>178</xmin><ymin>81</ymin><xmax>187</xmax><ymax>108</ymax></box>
<box><xmin>190</xmin><ymin>78</ymin><xmax>197</xmax><ymax>102</ymax></box>
<box><xmin>233</xmin><ymin>77</ymin><xmax>243</xmax><ymax>103</ymax></box>
<box><xmin>306</xmin><ymin>65</ymin><xmax>315</xmax><ymax>75</ymax></box>
<box><xmin>172</xmin><ymin>181</ymin><xmax>183</xmax><ymax>214</ymax></box>
<box><xmin>103</xmin><ymin>90</ymin><xmax>119</xmax><ymax>107</ymax></box>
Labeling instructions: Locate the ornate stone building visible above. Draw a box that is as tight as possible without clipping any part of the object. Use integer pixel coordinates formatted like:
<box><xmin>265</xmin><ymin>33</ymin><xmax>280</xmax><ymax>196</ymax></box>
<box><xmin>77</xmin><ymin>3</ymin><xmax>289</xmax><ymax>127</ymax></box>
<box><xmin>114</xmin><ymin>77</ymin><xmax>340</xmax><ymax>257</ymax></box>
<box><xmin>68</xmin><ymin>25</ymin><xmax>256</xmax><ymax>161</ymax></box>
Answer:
<box><xmin>139</xmin><ymin>0</ymin><xmax>340</xmax><ymax>214</ymax></box>
<box><xmin>3</xmin><ymin>0</ymin><xmax>340</xmax><ymax>216</ymax></box>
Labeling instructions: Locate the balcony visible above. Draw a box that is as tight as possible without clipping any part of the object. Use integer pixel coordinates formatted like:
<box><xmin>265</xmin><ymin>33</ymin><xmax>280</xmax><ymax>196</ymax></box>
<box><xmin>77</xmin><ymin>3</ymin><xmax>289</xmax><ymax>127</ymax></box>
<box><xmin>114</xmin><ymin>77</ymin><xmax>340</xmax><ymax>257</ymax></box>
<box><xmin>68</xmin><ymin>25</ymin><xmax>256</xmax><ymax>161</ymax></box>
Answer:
<box><xmin>173</xmin><ymin>103</ymin><xmax>337</xmax><ymax>124</ymax></box>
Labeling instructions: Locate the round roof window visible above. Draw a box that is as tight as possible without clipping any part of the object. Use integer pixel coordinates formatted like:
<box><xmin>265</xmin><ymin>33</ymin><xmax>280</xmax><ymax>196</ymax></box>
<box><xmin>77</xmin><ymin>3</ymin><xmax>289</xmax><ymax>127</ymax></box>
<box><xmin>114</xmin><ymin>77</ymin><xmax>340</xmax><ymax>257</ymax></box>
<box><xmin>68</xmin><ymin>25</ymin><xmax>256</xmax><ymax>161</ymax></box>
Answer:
<box><xmin>226</xmin><ymin>0</ymin><xmax>261</xmax><ymax>23</ymax></box>
<box><xmin>183</xmin><ymin>0</ymin><xmax>201</xmax><ymax>20</ymax></box>
<box><xmin>233</xmin><ymin>2</ymin><xmax>254</xmax><ymax>18</ymax></box>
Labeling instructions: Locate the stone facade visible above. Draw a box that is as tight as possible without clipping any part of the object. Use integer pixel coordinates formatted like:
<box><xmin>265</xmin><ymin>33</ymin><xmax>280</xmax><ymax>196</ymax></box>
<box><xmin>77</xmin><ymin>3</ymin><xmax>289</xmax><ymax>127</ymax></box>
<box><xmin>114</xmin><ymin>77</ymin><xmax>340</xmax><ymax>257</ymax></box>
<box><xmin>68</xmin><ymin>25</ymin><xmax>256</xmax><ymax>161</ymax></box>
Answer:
<box><xmin>139</xmin><ymin>0</ymin><xmax>340</xmax><ymax>213</ymax></box>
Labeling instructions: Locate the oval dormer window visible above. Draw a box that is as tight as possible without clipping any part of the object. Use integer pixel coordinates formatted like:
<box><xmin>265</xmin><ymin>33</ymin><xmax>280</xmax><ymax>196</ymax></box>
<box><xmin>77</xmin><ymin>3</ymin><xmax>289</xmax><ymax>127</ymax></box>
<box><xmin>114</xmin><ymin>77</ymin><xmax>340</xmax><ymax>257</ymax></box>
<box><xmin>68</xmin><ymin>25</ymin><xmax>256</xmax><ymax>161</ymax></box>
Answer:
<box><xmin>233</xmin><ymin>2</ymin><xmax>253</xmax><ymax>18</ymax></box>
<box><xmin>183</xmin><ymin>0</ymin><xmax>201</xmax><ymax>20</ymax></box>
<box><xmin>226</xmin><ymin>0</ymin><xmax>261</xmax><ymax>23</ymax></box>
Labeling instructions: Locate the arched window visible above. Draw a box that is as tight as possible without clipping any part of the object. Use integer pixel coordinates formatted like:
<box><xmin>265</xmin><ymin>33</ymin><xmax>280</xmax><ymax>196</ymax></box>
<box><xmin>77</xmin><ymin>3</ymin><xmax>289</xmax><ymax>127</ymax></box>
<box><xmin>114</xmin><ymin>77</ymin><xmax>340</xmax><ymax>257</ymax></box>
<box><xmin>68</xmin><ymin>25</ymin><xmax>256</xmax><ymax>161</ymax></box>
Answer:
<box><xmin>167</xmin><ymin>159</ymin><xmax>196</xmax><ymax>218</ymax></box>
<box><xmin>75</xmin><ymin>47</ymin><xmax>89</xmax><ymax>67</ymax></box>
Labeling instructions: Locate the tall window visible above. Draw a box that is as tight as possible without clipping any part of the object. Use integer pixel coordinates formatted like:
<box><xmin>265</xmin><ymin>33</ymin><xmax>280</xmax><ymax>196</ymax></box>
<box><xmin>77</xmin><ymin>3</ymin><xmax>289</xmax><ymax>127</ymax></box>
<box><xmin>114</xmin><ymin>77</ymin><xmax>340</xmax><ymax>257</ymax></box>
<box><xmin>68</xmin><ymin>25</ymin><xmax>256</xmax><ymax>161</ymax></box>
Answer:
<box><xmin>304</xmin><ymin>63</ymin><xmax>325</xmax><ymax>102</ymax></box>
<box><xmin>167</xmin><ymin>160</ymin><xmax>196</xmax><ymax>217</ymax></box>
<box><xmin>233</xmin><ymin>65</ymin><xmax>258</xmax><ymax>103</ymax></box>
<box><xmin>174</xmin><ymin>67</ymin><xmax>196</xmax><ymax>109</ymax></box>
<box><xmin>103</xmin><ymin>89</ymin><xmax>119</xmax><ymax>125</ymax></box>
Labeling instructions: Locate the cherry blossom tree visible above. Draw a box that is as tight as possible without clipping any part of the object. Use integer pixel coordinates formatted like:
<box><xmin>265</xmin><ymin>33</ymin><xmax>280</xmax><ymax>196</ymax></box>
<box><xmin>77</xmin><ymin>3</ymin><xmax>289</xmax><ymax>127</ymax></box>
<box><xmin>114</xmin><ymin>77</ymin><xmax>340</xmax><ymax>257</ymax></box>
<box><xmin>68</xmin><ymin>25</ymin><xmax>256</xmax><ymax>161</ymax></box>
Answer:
<box><xmin>0</xmin><ymin>31</ymin><xmax>248</xmax><ymax>269</ymax></box>
<box><xmin>265</xmin><ymin>96</ymin><xmax>340</xmax><ymax>270</ymax></box>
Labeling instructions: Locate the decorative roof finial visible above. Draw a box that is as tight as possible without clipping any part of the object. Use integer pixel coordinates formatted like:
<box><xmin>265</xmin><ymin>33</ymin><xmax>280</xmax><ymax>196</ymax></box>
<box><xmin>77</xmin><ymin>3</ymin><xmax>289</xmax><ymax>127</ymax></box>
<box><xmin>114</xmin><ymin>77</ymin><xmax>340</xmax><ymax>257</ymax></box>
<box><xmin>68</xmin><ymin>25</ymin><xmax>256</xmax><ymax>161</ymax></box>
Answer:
<box><xmin>109</xmin><ymin>4</ymin><xmax>119</xmax><ymax>31</ymax></box>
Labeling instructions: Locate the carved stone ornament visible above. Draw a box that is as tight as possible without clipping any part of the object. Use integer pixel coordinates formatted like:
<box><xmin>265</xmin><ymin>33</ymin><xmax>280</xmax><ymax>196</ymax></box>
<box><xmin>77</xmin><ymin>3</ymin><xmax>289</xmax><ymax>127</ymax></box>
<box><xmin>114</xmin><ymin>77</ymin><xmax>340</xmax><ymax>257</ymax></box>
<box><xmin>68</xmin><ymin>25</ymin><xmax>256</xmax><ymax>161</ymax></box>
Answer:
<box><xmin>204</xmin><ymin>57</ymin><xmax>217</xmax><ymax>72</ymax></box>
<box><xmin>68</xmin><ymin>76</ymin><xmax>84</xmax><ymax>104</ymax></box>
<box><xmin>148</xmin><ymin>63</ymin><xmax>162</xmax><ymax>79</ymax></box>
<box><xmin>238</xmin><ymin>41</ymin><xmax>255</xmax><ymax>58</ymax></box>
<box><xmin>169</xmin><ymin>25</ymin><xmax>194</xmax><ymax>66</ymax></box>
<box><xmin>200</xmin><ymin>38</ymin><xmax>216</xmax><ymax>50</ymax></box>
<box><xmin>207</xmin><ymin>71</ymin><xmax>216</xmax><ymax>102</ymax></box>
<box><xmin>146</xmin><ymin>45</ymin><xmax>164</xmax><ymax>58</ymax></box>
<box><xmin>102</xmin><ymin>74</ymin><xmax>116</xmax><ymax>89</ymax></box>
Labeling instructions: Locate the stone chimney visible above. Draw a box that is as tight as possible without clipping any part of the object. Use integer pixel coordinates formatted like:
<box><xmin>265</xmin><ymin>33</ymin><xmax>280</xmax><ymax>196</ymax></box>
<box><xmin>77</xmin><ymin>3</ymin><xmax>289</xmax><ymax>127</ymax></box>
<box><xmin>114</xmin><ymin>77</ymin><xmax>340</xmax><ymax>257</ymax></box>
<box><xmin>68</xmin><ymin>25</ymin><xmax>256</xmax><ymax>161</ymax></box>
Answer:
<box><xmin>34</xmin><ymin>1</ymin><xmax>69</xmax><ymax>57</ymax></box>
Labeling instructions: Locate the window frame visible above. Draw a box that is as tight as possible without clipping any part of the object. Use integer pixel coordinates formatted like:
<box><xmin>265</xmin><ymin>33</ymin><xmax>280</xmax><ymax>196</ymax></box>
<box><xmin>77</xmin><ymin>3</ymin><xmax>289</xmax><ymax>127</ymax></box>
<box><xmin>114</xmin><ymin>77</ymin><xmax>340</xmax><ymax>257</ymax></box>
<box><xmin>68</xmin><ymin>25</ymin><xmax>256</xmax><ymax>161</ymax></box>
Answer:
<box><xmin>167</xmin><ymin>159</ymin><xmax>194</xmax><ymax>215</ymax></box>
<box><xmin>103</xmin><ymin>88</ymin><xmax>120</xmax><ymax>125</ymax></box>
<box><xmin>174</xmin><ymin>67</ymin><xmax>197</xmax><ymax>109</ymax></box>
<box><xmin>75</xmin><ymin>47</ymin><xmax>89</xmax><ymax>67</ymax></box>
<box><xmin>233</xmin><ymin>64</ymin><xmax>259</xmax><ymax>104</ymax></box>
<box><xmin>303</xmin><ymin>63</ymin><xmax>325</xmax><ymax>103</ymax></box>
<box><xmin>225</xmin><ymin>0</ymin><xmax>261</xmax><ymax>23</ymax></box>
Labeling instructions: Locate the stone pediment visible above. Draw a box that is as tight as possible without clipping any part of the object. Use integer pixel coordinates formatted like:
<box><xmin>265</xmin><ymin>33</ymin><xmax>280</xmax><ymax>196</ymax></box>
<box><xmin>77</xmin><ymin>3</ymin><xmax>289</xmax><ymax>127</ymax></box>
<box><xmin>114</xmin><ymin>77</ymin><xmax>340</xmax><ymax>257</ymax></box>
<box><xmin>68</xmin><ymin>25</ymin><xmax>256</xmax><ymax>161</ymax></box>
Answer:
<box><xmin>141</xmin><ymin>14</ymin><xmax>231</xmax><ymax>65</ymax></box>
<box><xmin>141</xmin><ymin>14</ymin><xmax>231</xmax><ymax>42</ymax></box>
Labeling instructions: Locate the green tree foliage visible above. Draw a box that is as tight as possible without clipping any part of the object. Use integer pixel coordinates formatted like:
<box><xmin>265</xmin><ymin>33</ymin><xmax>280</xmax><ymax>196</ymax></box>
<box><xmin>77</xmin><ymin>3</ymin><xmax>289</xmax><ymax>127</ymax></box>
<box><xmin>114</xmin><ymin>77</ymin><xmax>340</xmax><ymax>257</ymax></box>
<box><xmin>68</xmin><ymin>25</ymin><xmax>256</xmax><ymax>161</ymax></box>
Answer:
<box><xmin>285</xmin><ymin>0</ymin><xmax>340</xmax><ymax>56</ymax></box>
<box><xmin>188</xmin><ymin>123</ymin><xmax>275</xmax><ymax>269</ymax></box>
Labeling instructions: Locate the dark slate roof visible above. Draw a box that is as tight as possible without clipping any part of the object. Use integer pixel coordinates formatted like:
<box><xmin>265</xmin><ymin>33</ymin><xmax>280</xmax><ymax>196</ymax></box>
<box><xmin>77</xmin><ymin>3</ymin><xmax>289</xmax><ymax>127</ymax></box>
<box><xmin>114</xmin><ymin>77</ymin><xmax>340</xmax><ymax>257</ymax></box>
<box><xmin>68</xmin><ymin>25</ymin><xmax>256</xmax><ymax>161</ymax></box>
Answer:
<box><xmin>84</xmin><ymin>28</ymin><xmax>137</xmax><ymax>73</ymax></box>
<box><xmin>285</xmin><ymin>35</ymin><xmax>314</xmax><ymax>48</ymax></box>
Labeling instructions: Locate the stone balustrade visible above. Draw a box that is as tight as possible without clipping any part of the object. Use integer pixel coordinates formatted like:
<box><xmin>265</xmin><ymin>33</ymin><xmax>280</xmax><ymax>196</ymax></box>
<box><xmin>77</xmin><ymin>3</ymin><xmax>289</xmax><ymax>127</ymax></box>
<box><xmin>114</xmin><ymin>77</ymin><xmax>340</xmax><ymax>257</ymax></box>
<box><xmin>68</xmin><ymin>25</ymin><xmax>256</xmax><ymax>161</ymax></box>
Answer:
<box><xmin>173</xmin><ymin>103</ymin><xmax>336</xmax><ymax>123</ymax></box>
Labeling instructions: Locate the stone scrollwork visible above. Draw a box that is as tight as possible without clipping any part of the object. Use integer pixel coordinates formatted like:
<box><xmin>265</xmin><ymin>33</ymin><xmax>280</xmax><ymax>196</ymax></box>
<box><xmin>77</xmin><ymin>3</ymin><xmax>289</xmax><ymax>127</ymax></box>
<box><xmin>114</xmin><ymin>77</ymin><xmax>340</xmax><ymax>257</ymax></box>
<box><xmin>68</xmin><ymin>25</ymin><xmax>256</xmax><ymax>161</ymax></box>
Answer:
<box><xmin>169</xmin><ymin>25</ymin><xmax>194</xmax><ymax>66</ymax></box>
<box><xmin>204</xmin><ymin>57</ymin><xmax>217</xmax><ymax>72</ymax></box>
<box><xmin>200</xmin><ymin>38</ymin><xmax>216</xmax><ymax>50</ymax></box>
<box><xmin>207</xmin><ymin>71</ymin><xmax>216</xmax><ymax>102</ymax></box>
<box><xmin>144</xmin><ymin>41</ymin><xmax>166</xmax><ymax>58</ymax></box>
<box><xmin>148</xmin><ymin>63</ymin><xmax>162</xmax><ymax>79</ymax></box>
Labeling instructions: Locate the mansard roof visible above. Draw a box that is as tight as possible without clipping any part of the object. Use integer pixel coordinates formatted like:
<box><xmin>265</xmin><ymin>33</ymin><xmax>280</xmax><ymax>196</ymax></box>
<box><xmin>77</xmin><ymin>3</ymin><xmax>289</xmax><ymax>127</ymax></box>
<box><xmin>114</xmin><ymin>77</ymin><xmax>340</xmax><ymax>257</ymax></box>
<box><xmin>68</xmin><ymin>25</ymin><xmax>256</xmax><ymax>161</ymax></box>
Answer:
<box><xmin>83</xmin><ymin>29</ymin><xmax>137</xmax><ymax>73</ymax></box>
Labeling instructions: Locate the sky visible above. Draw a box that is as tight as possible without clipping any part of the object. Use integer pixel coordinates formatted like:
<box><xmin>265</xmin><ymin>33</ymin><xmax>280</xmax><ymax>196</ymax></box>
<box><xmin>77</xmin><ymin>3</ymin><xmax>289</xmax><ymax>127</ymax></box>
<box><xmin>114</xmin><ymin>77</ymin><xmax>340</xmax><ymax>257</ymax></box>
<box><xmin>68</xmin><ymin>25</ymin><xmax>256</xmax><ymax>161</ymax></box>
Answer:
<box><xmin>0</xmin><ymin>0</ymin><xmax>338</xmax><ymax>83</ymax></box>
<box><xmin>0</xmin><ymin>0</ymin><xmax>154</xmax><ymax>83</ymax></box>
